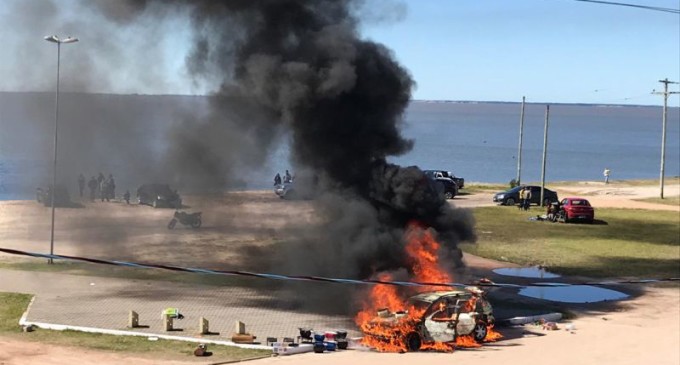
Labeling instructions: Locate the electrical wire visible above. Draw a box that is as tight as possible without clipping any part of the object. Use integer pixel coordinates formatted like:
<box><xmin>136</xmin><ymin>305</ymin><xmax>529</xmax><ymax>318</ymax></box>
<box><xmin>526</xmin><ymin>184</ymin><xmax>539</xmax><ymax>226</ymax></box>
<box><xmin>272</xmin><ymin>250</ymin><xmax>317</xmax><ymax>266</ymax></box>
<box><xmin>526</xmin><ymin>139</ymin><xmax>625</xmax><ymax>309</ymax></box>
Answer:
<box><xmin>573</xmin><ymin>0</ymin><xmax>680</xmax><ymax>14</ymax></box>
<box><xmin>1</xmin><ymin>247</ymin><xmax>678</xmax><ymax>289</ymax></box>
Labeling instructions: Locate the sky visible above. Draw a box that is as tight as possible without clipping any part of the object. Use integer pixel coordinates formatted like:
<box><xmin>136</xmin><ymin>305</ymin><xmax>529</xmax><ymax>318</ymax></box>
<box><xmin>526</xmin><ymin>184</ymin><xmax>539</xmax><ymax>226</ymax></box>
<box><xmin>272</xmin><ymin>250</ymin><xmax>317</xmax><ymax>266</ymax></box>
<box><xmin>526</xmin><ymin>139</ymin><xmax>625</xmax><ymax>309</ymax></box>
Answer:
<box><xmin>359</xmin><ymin>0</ymin><xmax>680</xmax><ymax>106</ymax></box>
<box><xmin>0</xmin><ymin>0</ymin><xmax>678</xmax><ymax>106</ymax></box>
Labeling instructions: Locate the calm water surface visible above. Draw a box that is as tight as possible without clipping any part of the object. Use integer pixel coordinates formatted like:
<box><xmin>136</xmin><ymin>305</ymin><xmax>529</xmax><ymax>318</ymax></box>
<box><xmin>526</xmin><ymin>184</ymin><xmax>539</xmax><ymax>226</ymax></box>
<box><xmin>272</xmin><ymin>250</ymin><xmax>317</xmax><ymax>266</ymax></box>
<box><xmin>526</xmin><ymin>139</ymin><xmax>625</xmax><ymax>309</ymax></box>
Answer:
<box><xmin>1</xmin><ymin>95</ymin><xmax>678</xmax><ymax>200</ymax></box>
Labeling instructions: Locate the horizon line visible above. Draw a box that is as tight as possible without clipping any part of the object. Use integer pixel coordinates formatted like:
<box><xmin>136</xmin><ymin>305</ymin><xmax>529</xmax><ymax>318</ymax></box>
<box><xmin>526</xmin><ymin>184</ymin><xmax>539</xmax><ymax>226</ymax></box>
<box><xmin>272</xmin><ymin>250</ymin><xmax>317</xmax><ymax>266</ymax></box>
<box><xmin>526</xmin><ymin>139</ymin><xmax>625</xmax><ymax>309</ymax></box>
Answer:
<box><xmin>0</xmin><ymin>90</ymin><xmax>676</xmax><ymax>108</ymax></box>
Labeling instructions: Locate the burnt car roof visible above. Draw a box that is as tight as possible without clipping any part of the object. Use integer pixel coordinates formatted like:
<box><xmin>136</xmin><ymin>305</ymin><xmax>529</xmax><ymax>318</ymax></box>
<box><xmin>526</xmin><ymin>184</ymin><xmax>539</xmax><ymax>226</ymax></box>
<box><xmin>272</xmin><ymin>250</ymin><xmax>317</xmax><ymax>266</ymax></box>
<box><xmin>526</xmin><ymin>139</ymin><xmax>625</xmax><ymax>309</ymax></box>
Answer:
<box><xmin>408</xmin><ymin>289</ymin><xmax>481</xmax><ymax>303</ymax></box>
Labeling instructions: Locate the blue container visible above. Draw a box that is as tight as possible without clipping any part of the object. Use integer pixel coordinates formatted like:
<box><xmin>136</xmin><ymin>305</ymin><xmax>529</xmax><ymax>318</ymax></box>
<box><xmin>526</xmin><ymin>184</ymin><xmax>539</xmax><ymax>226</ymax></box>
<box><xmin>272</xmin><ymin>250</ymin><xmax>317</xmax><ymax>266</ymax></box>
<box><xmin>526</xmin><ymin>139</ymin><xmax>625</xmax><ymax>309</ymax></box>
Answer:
<box><xmin>325</xmin><ymin>341</ymin><xmax>337</xmax><ymax>351</ymax></box>
<box><xmin>313</xmin><ymin>334</ymin><xmax>325</xmax><ymax>342</ymax></box>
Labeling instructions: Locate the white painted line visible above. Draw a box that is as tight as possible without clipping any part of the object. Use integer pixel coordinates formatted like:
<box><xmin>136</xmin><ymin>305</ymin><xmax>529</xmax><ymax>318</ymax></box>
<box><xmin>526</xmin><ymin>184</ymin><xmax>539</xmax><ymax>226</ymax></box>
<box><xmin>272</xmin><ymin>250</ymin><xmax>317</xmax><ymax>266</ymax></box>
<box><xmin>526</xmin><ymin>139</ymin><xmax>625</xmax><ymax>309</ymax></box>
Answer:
<box><xmin>20</xmin><ymin>319</ymin><xmax>272</xmax><ymax>350</ymax></box>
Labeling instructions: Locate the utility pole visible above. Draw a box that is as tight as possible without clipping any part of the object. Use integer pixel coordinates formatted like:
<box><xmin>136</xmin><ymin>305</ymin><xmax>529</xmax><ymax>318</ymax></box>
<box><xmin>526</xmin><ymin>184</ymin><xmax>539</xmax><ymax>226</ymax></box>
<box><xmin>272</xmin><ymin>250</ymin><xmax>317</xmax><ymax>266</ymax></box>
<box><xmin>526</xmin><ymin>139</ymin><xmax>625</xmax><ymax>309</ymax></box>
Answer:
<box><xmin>540</xmin><ymin>105</ymin><xmax>550</xmax><ymax>207</ymax></box>
<box><xmin>516</xmin><ymin>96</ymin><xmax>526</xmax><ymax>186</ymax></box>
<box><xmin>652</xmin><ymin>79</ymin><xmax>679</xmax><ymax>199</ymax></box>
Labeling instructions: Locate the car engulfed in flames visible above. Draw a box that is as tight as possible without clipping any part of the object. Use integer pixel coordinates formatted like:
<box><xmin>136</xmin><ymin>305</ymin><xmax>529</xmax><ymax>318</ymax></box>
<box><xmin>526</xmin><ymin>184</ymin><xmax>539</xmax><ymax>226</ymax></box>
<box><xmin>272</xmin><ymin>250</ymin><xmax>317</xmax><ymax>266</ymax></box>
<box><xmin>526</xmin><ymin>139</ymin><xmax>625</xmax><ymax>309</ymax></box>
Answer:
<box><xmin>360</xmin><ymin>288</ymin><xmax>497</xmax><ymax>352</ymax></box>
<box><xmin>354</xmin><ymin>223</ymin><xmax>502</xmax><ymax>352</ymax></box>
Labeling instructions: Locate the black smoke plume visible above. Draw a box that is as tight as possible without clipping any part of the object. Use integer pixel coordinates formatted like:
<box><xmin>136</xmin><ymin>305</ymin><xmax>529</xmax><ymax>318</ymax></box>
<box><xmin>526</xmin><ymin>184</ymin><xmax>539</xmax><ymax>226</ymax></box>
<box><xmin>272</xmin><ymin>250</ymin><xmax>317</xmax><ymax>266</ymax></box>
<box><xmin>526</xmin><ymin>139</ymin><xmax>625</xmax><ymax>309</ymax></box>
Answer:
<box><xmin>85</xmin><ymin>0</ymin><xmax>476</xmax><ymax>282</ymax></box>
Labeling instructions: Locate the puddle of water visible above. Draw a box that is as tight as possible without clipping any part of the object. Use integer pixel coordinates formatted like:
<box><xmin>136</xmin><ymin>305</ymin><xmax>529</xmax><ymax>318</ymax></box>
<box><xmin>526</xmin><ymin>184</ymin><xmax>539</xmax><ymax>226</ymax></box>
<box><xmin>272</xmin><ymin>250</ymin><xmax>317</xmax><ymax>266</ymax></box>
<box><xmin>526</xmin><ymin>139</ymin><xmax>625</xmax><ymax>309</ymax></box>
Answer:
<box><xmin>519</xmin><ymin>285</ymin><xmax>629</xmax><ymax>303</ymax></box>
<box><xmin>493</xmin><ymin>267</ymin><xmax>561</xmax><ymax>279</ymax></box>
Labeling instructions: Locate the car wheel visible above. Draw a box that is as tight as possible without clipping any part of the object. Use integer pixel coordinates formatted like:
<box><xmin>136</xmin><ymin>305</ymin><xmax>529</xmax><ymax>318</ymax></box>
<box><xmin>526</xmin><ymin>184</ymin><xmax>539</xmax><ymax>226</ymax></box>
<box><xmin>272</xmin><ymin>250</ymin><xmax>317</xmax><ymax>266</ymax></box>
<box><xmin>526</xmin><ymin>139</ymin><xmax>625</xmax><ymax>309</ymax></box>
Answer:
<box><xmin>405</xmin><ymin>332</ymin><xmax>421</xmax><ymax>352</ymax></box>
<box><xmin>191</xmin><ymin>218</ymin><xmax>202</xmax><ymax>229</ymax></box>
<box><xmin>472</xmin><ymin>322</ymin><xmax>488</xmax><ymax>343</ymax></box>
<box><xmin>505</xmin><ymin>197</ymin><xmax>516</xmax><ymax>206</ymax></box>
<box><xmin>444</xmin><ymin>191</ymin><xmax>454</xmax><ymax>200</ymax></box>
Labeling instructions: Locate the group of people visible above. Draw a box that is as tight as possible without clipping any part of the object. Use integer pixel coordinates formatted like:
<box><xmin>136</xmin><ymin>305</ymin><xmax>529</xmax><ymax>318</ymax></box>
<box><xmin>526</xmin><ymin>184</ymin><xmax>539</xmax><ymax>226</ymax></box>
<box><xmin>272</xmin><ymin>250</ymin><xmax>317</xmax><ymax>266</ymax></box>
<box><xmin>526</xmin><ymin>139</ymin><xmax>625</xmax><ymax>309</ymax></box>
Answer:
<box><xmin>273</xmin><ymin>170</ymin><xmax>293</xmax><ymax>186</ymax></box>
<box><xmin>546</xmin><ymin>200</ymin><xmax>563</xmax><ymax>222</ymax></box>
<box><xmin>78</xmin><ymin>173</ymin><xmax>129</xmax><ymax>204</ymax></box>
<box><xmin>518</xmin><ymin>186</ymin><xmax>533</xmax><ymax>211</ymax></box>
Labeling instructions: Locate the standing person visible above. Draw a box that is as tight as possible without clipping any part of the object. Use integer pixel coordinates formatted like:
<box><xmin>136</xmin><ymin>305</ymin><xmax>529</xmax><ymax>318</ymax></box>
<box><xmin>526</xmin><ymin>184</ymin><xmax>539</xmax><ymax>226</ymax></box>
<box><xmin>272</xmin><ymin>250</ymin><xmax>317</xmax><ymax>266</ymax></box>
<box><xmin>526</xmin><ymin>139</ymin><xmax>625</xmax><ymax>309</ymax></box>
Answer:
<box><xmin>107</xmin><ymin>174</ymin><xmax>116</xmax><ymax>200</ymax></box>
<box><xmin>524</xmin><ymin>187</ymin><xmax>532</xmax><ymax>211</ymax></box>
<box><xmin>123</xmin><ymin>190</ymin><xmax>131</xmax><ymax>205</ymax></box>
<box><xmin>100</xmin><ymin>178</ymin><xmax>109</xmax><ymax>202</ymax></box>
<box><xmin>87</xmin><ymin>176</ymin><xmax>97</xmax><ymax>201</ymax></box>
<box><xmin>274</xmin><ymin>173</ymin><xmax>282</xmax><ymax>186</ymax></box>
<box><xmin>603</xmin><ymin>168</ymin><xmax>611</xmax><ymax>184</ymax></box>
<box><xmin>97</xmin><ymin>172</ymin><xmax>105</xmax><ymax>196</ymax></box>
<box><xmin>284</xmin><ymin>170</ymin><xmax>292</xmax><ymax>183</ymax></box>
<box><xmin>77</xmin><ymin>174</ymin><xmax>85</xmax><ymax>198</ymax></box>
<box><xmin>518</xmin><ymin>186</ymin><xmax>526</xmax><ymax>210</ymax></box>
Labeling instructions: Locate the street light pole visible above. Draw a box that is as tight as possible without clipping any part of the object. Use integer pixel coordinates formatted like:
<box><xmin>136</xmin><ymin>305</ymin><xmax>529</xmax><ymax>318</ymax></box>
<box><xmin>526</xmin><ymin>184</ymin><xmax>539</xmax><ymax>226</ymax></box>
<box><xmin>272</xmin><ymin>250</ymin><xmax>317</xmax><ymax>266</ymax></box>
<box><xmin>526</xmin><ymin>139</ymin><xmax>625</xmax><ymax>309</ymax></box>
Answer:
<box><xmin>652</xmin><ymin>79</ymin><xmax>679</xmax><ymax>199</ymax></box>
<box><xmin>516</xmin><ymin>96</ymin><xmax>526</xmax><ymax>186</ymax></box>
<box><xmin>44</xmin><ymin>35</ymin><xmax>78</xmax><ymax>264</ymax></box>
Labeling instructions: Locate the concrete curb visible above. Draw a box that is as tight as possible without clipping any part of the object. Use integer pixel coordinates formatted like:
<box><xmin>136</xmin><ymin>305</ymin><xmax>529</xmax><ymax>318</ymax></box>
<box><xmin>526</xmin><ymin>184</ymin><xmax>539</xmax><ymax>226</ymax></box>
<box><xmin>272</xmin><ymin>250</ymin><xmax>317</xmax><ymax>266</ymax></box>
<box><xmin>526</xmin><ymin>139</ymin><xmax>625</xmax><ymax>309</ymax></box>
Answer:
<box><xmin>18</xmin><ymin>294</ymin><xmax>271</xmax><ymax>350</ymax></box>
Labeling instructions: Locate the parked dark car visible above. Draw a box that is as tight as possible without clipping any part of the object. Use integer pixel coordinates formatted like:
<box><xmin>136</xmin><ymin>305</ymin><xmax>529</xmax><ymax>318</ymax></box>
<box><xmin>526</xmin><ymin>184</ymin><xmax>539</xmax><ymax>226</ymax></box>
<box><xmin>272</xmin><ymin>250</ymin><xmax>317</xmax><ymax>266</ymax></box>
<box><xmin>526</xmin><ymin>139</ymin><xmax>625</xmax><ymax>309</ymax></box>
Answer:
<box><xmin>36</xmin><ymin>184</ymin><xmax>71</xmax><ymax>207</ymax></box>
<box><xmin>423</xmin><ymin>170</ymin><xmax>464</xmax><ymax>189</ymax></box>
<box><xmin>424</xmin><ymin>172</ymin><xmax>458</xmax><ymax>199</ymax></box>
<box><xmin>493</xmin><ymin>185</ymin><xmax>558</xmax><ymax>206</ymax></box>
<box><xmin>137</xmin><ymin>184</ymin><xmax>182</xmax><ymax>208</ymax></box>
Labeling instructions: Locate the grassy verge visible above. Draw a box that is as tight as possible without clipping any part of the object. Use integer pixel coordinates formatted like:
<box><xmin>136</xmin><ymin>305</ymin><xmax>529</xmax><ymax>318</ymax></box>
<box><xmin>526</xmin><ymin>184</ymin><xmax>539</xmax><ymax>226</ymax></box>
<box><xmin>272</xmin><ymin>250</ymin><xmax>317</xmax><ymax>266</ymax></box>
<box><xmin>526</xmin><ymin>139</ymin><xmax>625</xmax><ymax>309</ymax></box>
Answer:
<box><xmin>461</xmin><ymin>183</ymin><xmax>508</xmax><ymax>194</ymax></box>
<box><xmin>462</xmin><ymin>206</ymin><xmax>680</xmax><ymax>278</ymax></box>
<box><xmin>635</xmin><ymin>196</ymin><xmax>680</xmax><ymax>206</ymax></box>
<box><xmin>0</xmin><ymin>292</ymin><xmax>270</xmax><ymax>360</ymax></box>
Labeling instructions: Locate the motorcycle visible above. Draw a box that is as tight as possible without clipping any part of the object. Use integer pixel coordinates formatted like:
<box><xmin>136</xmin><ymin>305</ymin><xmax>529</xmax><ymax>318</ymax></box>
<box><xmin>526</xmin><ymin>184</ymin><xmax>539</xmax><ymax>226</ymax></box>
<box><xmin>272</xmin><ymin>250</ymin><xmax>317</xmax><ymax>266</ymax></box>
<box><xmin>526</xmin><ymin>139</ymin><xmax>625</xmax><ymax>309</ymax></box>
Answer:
<box><xmin>167</xmin><ymin>211</ymin><xmax>202</xmax><ymax>229</ymax></box>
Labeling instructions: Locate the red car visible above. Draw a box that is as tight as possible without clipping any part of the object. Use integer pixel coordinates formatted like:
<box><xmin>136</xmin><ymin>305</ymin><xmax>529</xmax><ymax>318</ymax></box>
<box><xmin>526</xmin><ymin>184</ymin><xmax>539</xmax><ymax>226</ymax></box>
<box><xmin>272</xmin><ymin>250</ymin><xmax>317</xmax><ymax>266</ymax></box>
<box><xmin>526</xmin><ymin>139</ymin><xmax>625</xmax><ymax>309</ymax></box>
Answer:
<box><xmin>560</xmin><ymin>197</ymin><xmax>594</xmax><ymax>223</ymax></box>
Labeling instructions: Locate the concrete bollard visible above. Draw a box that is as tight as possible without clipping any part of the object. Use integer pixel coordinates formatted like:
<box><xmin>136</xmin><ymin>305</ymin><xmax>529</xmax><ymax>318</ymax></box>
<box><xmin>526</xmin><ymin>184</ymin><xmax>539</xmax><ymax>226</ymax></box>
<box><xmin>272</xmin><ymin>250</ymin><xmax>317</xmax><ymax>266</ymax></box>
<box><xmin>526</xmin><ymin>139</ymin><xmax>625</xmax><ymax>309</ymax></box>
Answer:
<box><xmin>199</xmin><ymin>317</ymin><xmax>209</xmax><ymax>335</ymax></box>
<box><xmin>128</xmin><ymin>310</ymin><xmax>139</xmax><ymax>328</ymax></box>
<box><xmin>235</xmin><ymin>320</ymin><xmax>246</xmax><ymax>335</ymax></box>
<box><xmin>164</xmin><ymin>315</ymin><xmax>174</xmax><ymax>331</ymax></box>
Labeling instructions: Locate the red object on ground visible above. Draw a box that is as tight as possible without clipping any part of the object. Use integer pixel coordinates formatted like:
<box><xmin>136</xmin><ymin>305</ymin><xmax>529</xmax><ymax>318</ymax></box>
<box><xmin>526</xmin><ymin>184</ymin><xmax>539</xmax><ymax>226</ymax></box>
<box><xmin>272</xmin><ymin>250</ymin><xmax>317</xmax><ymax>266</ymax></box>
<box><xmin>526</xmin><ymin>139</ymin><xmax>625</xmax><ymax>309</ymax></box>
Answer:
<box><xmin>561</xmin><ymin>197</ymin><xmax>595</xmax><ymax>223</ymax></box>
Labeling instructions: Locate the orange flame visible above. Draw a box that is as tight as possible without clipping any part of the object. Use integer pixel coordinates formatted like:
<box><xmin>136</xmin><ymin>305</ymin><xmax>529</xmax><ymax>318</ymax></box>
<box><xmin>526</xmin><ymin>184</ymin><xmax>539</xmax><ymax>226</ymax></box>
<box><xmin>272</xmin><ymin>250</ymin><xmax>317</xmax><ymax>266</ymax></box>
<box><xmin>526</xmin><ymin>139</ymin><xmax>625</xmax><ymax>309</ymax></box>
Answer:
<box><xmin>354</xmin><ymin>222</ymin><xmax>502</xmax><ymax>353</ymax></box>
<box><xmin>485</xmin><ymin>325</ymin><xmax>503</xmax><ymax>342</ymax></box>
<box><xmin>355</xmin><ymin>222</ymin><xmax>455</xmax><ymax>352</ymax></box>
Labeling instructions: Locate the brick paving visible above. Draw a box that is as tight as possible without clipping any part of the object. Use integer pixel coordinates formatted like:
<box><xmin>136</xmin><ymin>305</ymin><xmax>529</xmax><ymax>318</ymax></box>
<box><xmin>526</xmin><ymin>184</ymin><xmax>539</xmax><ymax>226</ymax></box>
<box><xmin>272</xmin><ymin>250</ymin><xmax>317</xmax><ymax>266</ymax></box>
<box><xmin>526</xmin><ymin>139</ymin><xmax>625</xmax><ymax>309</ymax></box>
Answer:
<box><xmin>0</xmin><ymin>269</ymin><xmax>359</xmax><ymax>342</ymax></box>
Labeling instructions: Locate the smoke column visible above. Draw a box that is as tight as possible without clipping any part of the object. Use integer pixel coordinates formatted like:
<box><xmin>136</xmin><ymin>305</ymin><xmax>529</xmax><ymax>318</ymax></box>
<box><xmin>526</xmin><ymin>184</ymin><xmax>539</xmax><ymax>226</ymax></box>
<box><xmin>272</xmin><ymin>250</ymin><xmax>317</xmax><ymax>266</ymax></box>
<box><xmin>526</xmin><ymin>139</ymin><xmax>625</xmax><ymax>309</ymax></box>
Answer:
<box><xmin>1</xmin><ymin>0</ymin><xmax>475</xmax><ymax>295</ymax></box>
<box><xmin>84</xmin><ymin>0</ymin><xmax>476</xmax><ymax>279</ymax></box>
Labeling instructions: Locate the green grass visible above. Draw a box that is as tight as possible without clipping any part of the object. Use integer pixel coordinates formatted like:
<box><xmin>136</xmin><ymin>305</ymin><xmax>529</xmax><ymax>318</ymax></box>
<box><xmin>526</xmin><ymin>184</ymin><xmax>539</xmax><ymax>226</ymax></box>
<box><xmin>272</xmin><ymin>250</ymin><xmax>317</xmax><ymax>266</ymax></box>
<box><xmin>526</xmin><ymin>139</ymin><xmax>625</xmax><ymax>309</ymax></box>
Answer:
<box><xmin>460</xmin><ymin>183</ymin><xmax>508</xmax><ymax>194</ymax></box>
<box><xmin>0</xmin><ymin>292</ymin><xmax>270</xmax><ymax>360</ymax></box>
<box><xmin>635</xmin><ymin>196</ymin><xmax>680</xmax><ymax>206</ymax></box>
<box><xmin>462</xmin><ymin>206</ymin><xmax>680</xmax><ymax>278</ymax></box>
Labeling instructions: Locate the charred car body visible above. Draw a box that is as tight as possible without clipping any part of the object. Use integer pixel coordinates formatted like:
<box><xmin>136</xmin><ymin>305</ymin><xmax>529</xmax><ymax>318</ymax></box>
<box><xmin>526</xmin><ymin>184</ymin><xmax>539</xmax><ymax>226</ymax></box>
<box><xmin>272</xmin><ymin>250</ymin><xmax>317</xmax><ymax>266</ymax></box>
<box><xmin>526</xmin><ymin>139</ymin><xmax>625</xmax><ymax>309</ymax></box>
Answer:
<box><xmin>364</xmin><ymin>288</ymin><xmax>494</xmax><ymax>351</ymax></box>
<box><xmin>137</xmin><ymin>184</ymin><xmax>182</xmax><ymax>208</ymax></box>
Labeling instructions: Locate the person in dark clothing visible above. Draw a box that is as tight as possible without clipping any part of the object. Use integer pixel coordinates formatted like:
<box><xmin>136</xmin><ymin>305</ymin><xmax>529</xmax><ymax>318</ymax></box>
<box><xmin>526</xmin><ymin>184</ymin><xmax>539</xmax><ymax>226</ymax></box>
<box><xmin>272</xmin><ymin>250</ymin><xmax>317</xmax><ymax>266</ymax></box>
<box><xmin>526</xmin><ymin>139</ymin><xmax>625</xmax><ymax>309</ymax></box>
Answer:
<box><xmin>274</xmin><ymin>173</ymin><xmax>282</xmax><ymax>186</ymax></box>
<box><xmin>97</xmin><ymin>172</ymin><xmax>105</xmax><ymax>196</ymax></box>
<box><xmin>123</xmin><ymin>190</ymin><xmax>131</xmax><ymax>204</ymax></box>
<box><xmin>284</xmin><ymin>170</ymin><xmax>292</xmax><ymax>183</ymax></box>
<box><xmin>107</xmin><ymin>174</ymin><xmax>116</xmax><ymax>200</ymax></box>
<box><xmin>87</xmin><ymin>176</ymin><xmax>97</xmax><ymax>201</ymax></box>
<box><xmin>523</xmin><ymin>187</ymin><xmax>532</xmax><ymax>211</ymax></box>
<box><xmin>77</xmin><ymin>174</ymin><xmax>85</xmax><ymax>198</ymax></box>
<box><xmin>100</xmin><ymin>179</ymin><xmax>109</xmax><ymax>202</ymax></box>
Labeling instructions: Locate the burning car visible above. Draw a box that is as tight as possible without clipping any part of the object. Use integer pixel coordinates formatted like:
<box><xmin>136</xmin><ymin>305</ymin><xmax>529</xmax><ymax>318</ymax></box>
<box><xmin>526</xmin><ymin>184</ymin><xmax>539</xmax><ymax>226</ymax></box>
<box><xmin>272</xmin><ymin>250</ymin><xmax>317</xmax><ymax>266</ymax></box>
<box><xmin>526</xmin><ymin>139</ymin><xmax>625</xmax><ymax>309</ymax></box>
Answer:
<box><xmin>362</xmin><ymin>287</ymin><xmax>495</xmax><ymax>352</ymax></box>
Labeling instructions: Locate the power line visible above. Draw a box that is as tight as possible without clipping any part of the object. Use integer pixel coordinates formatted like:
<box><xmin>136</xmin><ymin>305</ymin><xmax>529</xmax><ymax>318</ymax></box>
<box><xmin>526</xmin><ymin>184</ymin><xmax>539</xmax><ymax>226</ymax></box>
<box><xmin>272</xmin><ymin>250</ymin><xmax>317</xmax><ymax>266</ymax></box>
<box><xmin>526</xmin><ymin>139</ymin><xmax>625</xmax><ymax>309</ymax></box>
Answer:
<box><xmin>0</xmin><ymin>247</ymin><xmax>678</xmax><ymax>289</ymax></box>
<box><xmin>573</xmin><ymin>0</ymin><xmax>680</xmax><ymax>14</ymax></box>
